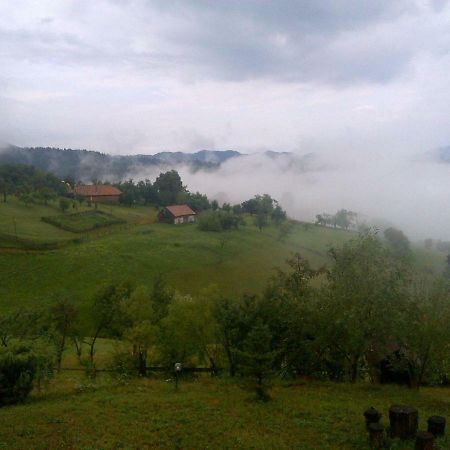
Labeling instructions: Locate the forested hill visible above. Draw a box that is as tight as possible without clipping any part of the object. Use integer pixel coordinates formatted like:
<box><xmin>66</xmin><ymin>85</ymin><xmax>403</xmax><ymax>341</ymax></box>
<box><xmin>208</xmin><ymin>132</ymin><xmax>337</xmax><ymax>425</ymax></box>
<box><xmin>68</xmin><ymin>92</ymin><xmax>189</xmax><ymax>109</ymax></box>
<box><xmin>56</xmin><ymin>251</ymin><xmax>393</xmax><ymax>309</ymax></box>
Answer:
<box><xmin>0</xmin><ymin>146</ymin><xmax>242</xmax><ymax>181</ymax></box>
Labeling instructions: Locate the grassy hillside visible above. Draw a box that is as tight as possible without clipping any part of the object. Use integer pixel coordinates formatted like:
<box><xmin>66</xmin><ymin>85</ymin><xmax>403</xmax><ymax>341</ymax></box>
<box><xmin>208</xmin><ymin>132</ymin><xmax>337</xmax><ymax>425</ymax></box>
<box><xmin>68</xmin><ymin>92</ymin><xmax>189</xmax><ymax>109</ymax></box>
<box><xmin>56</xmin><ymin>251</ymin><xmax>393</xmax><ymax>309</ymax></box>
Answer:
<box><xmin>0</xmin><ymin>374</ymin><xmax>448</xmax><ymax>449</ymax></box>
<box><xmin>0</xmin><ymin>198</ymin><xmax>445</xmax><ymax>317</ymax></box>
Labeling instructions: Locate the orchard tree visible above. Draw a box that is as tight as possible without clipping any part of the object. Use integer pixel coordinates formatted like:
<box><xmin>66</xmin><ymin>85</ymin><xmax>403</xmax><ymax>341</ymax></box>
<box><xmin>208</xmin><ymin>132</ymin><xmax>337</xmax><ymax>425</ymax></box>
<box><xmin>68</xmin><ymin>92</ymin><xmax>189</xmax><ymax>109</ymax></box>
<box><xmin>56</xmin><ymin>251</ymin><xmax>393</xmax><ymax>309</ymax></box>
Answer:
<box><xmin>321</xmin><ymin>232</ymin><xmax>409</xmax><ymax>382</ymax></box>
<box><xmin>237</xmin><ymin>321</ymin><xmax>276</xmax><ymax>401</ymax></box>
<box><xmin>85</xmin><ymin>283</ymin><xmax>132</xmax><ymax>364</ymax></box>
<box><xmin>154</xmin><ymin>170</ymin><xmax>185</xmax><ymax>206</ymax></box>
<box><xmin>48</xmin><ymin>299</ymin><xmax>79</xmax><ymax>371</ymax></box>
<box><xmin>121</xmin><ymin>286</ymin><xmax>158</xmax><ymax>375</ymax></box>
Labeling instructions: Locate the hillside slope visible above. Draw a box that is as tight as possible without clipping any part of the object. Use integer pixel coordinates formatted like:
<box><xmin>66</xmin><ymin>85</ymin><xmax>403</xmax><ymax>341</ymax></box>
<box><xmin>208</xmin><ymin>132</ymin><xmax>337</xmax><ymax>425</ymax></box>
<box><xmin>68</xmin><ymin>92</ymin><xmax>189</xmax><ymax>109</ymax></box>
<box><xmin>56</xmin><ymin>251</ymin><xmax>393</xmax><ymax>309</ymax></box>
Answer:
<box><xmin>0</xmin><ymin>199</ymin><xmax>444</xmax><ymax>317</ymax></box>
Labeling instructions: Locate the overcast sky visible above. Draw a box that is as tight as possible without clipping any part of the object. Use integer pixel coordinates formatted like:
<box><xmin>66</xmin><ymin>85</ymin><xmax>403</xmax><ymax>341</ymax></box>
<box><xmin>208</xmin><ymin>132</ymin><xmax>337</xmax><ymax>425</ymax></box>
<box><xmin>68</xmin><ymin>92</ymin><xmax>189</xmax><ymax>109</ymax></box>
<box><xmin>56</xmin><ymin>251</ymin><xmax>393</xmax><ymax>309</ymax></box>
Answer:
<box><xmin>1</xmin><ymin>0</ymin><xmax>450</xmax><ymax>155</ymax></box>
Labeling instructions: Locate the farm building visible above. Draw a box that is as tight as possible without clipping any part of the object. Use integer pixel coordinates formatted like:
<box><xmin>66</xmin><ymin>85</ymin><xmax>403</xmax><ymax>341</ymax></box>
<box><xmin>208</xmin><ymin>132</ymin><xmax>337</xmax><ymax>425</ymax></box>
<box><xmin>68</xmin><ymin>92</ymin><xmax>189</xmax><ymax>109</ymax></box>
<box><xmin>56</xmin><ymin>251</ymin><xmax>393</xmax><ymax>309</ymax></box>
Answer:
<box><xmin>159</xmin><ymin>204</ymin><xmax>196</xmax><ymax>224</ymax></box>
<box><xmin>71</xmin><ymin>185</ymin><xmax>122</xmax><ymax>203</ymax></box>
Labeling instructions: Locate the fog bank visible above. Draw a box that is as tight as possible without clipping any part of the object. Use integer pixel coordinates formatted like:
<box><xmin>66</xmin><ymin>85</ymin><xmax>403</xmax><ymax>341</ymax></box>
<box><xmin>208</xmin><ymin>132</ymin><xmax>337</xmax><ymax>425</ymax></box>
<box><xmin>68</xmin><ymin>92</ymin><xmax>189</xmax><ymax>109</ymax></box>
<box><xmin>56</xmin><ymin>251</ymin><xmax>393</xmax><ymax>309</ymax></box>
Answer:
<box><xmin>132</xmin><ymin>149</ymin><xmax>450</xmax><ymax>241</ymax></box>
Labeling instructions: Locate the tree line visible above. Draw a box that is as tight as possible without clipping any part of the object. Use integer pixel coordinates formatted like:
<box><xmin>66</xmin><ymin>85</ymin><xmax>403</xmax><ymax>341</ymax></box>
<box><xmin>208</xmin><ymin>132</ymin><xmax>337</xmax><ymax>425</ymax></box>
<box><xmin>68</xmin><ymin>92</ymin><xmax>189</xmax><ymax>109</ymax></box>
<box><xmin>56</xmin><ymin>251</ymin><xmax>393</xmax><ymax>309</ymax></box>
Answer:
<box><xmin>0</xmin><ymin>164</ymin><xmax>66</xmax><ymax>204</ymax></box>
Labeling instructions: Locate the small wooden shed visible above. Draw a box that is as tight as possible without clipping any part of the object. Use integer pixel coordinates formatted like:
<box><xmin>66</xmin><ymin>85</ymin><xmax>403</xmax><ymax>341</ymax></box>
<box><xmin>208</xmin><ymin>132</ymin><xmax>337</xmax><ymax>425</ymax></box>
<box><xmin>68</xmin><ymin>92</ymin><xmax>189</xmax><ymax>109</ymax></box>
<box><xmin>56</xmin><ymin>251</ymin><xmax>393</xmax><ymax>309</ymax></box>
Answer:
<box><xmin>159</xmin><ymin>204</ymin><xmax>196</xmax><ymax>224</ymax></box>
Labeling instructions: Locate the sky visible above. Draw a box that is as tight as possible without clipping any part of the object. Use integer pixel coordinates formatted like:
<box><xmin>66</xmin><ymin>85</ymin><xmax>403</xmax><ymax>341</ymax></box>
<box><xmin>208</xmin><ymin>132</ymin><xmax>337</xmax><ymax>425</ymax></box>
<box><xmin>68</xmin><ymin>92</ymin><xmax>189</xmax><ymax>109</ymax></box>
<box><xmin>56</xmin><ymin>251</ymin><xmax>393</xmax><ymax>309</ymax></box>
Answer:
<box><xmin>1</xmin><ymin>0</ymin><xmax>450</xmax><ymax>155</ymax></box>
<box><xmin>2</xmin><ymin>0</ymin><xmax>450</xmax><ymax>238</ymax></box>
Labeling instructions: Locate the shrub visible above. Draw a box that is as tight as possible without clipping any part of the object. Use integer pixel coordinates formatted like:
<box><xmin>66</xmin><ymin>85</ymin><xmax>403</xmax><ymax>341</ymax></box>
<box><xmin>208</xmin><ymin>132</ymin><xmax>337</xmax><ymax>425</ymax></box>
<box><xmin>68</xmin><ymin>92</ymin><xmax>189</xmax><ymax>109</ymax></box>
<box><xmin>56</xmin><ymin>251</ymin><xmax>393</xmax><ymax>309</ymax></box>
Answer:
<box><xmin>0</xmin><ymin>343</ymin><xmax>54</xmax><ymax>406</ymax></box>
<box><xmin>198</xmin><ymin>210</ymin><xmax>242</xmax><ymax>232</ymax></box>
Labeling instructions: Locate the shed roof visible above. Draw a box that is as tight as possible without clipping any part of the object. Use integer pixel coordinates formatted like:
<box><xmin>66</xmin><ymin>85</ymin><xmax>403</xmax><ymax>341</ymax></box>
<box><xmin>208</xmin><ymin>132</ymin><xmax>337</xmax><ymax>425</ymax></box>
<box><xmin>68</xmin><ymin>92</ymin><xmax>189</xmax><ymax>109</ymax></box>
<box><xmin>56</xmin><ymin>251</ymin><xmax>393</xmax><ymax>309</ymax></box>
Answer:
<box><xmin>74</xmin><ymin>185</ymin><xmax>122</xmax><ymax>197</ymax></box>
<box><xmin>165</xmin><ymin>204</ymin><xmax>196</xmax><ymax>217</ymax></box>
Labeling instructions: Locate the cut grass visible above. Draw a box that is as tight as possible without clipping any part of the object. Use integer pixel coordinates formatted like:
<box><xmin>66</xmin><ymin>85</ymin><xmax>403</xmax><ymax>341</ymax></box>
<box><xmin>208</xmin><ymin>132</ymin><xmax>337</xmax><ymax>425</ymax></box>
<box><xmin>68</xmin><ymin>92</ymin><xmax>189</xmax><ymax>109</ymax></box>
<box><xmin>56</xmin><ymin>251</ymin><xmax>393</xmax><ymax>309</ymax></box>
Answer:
<box><xmin>0</xmin><ymin>375</ymin><xmax>448</xmax><ymax>449</ymax></box>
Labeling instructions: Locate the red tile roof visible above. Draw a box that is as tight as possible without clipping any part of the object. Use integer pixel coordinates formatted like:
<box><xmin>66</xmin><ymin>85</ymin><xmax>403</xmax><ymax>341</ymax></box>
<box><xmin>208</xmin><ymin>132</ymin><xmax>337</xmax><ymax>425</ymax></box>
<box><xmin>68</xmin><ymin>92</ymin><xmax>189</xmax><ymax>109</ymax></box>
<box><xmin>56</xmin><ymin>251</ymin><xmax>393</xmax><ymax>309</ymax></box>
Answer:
<box><xmin>165</xmin><ymin>204</ymin><xmax>196</xmax><ymax>217</ymax></box>
<box><xmin>74</xmin><ymin>185</ymin><xmax>122</xmax><ymax>197</ymax></box>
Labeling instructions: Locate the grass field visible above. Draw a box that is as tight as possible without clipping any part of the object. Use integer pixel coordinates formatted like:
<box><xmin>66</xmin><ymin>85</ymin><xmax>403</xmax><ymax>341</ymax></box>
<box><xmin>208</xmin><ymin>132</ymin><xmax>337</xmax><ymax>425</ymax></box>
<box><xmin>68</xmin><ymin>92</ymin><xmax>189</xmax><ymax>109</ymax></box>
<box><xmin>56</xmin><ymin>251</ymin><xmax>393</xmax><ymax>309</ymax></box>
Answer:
<box><xmin>0</xmin><ymin>197</ymin><xmax>445</xmax><ymax>319</ymax></box>
<box><xmin>0</xmin><ymin>374</ymin><xmax>448</xmax><ymax>450</ymax></box>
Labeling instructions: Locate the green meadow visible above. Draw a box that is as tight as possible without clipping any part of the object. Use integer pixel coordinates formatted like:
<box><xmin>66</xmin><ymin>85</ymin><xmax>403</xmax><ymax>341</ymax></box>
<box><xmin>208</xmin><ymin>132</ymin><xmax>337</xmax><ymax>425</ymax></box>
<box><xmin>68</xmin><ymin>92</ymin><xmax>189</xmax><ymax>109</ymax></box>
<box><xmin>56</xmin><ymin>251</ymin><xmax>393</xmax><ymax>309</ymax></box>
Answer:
<box><xmin>0</xmin><ymin>197</ymin><xmax>449</xmax><ymax>450</ymax></box>
<box><xmin>0</xmin><ymin>197</ymin><xmax>444</xmax><ymax>316</ymax></box>
<box><xmin>0</xmin><ymin>374</ymin><xmax>448</xmax><ymax>450</ymax></box>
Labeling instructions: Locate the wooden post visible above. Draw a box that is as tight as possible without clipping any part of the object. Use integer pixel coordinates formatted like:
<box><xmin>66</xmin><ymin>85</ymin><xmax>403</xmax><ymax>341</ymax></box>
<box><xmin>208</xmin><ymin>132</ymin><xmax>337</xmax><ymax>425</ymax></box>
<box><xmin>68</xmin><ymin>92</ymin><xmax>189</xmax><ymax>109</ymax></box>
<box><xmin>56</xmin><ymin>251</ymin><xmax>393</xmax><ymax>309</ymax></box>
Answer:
<box><xmin>364</xmin><ymin>407</ymin><xmax>381</xmax><ymax>430</ymax></box>
<box><xmin>415</xmin><ymin>431</ymin><xmax>434</xmax><ymax>450</ymax></box>
<box><xmin>368</xmin><ymin>423</ymin><xmax>385</xmax><ymax>449</ymax></box>
<box><xmin>427</xmin><ymin>416</ymin><xmax>445</xmax><ymax>437</ymax></box>
<box><xmin>389</xmin><ymin>405</ymin><xmax>418</xmax><ymax>439</ymax></box>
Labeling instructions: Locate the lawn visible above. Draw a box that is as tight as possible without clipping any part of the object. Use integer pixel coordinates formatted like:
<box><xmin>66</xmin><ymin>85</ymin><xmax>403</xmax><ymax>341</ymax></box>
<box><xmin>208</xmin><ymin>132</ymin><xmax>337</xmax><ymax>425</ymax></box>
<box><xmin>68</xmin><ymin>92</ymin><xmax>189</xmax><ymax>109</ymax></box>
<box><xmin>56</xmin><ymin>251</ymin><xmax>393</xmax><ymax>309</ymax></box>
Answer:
<box><xmin>0</xmin><ymin>375</ymin><xmax>448</xmax><ymax>449</ymax></box>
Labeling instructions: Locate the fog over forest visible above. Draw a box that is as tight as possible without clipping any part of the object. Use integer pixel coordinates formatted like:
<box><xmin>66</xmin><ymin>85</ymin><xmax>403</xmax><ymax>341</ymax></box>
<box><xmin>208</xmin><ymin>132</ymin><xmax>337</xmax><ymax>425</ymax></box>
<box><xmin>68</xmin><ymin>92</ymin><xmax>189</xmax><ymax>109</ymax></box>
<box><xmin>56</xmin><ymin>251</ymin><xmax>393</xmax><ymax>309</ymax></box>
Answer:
<box><xmin>122</xmin><ymin>147</ymin><xmax>448</xmax><ymax>241</ymax></box>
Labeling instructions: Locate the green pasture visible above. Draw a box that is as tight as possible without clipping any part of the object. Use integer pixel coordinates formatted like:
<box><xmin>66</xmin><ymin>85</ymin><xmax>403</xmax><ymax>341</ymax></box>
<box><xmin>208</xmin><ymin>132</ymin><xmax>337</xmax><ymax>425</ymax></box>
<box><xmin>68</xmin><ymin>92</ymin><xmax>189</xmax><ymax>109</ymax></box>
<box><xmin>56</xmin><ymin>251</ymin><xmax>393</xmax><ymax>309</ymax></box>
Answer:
<box><xmin>0</xmin><ymin>197</ymin><xmax>445</xmax><ymax>320</ymax></box>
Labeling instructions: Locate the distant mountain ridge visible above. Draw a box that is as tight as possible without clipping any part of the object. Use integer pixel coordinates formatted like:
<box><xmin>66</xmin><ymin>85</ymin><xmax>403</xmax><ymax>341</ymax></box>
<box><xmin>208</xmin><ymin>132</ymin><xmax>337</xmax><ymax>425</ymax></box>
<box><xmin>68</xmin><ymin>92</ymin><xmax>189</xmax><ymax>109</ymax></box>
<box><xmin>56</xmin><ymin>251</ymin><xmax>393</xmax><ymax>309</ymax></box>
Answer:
<box><xmin>0</xmin><ymin>146</ymin><xmax>243</xmax><ymax>181</ymax></box>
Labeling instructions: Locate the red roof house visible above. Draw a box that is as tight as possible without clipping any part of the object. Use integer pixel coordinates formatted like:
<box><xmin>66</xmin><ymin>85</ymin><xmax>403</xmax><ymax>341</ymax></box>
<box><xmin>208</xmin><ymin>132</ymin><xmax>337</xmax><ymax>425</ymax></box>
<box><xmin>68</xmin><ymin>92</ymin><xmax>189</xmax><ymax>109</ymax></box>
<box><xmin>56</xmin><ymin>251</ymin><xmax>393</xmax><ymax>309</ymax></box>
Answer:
<box><xmin>72</xmin><ymin>185</ymin><xmax>122</xmax><ymax>203</ymax></box>
<box><xmin>159</xmin><ymin>204</ymin><xmax>196</xmax><ymax>224</ymax></box>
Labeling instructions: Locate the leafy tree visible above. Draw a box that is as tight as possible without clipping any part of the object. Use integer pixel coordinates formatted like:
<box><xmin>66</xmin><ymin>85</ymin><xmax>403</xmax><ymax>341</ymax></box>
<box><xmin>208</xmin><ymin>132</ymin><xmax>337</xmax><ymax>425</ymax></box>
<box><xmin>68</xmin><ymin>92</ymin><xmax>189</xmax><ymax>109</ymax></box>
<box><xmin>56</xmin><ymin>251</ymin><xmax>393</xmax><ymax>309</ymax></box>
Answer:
<box><xmin>154</xmin><ymin>170</ymin><xmax>185</xmax><ymax>206</ymax></box>
<box><xmin>213</xmin><ymin>295</ymin><xmax>260</xmax><ymax>377</ymax></box>
<box><xmin>48</xmin><ymin>299</ymin><xmax>79</xmax><ymax>371</ymax></box>
<box><xmin>271</xmin><ymin>205</ymin><xmax>287</xmax><ymax>225</ymax></box>
<box><xmin>394</xmin><ymin>276</ymin><xmax>450</xmax><ymax>388</ymax></box>
<box><xmin>183</xmin><ymin>192</ymin><xmax>210</xmax><ymax>212</ymax></box>
<box><xmin>321</xmin><ymin>232</ymin><xmax>408</xmax><ymax>382</ymax></box>
<box><xmin>159</xmin><ymin>294</ymin><xmax>211</xmax><ymax>367</ymax></box>
<box><xmin>237</xmin><ymin>322</ymin><xmax>276</xmax><ymax>401</ymax></box>
<box><xmin>59</xmin><ymin>198</ymin><xmax>70</xmax><ymax>213</ymax></box>
<box><xmin>85</xmin><ymin>283</ymin><xmax>132</xmax><ymax>364</ymax></box>
<box><xmin>150</xmin><ymin>276</ymin><xmax>174</xmax><ymax>324</ymax></box>
<box><xmin>384</xmin><ymin>227</ymin><xmax>411</xmax><ymax>260</ymax></box>
<box><xmin>0</xmin><ymin>342</ymin><xmax>54</xmax><ymax>406</ymax></box>
<box><xmin>120</xmin><ymin>286</ymin><xmax>158</xmax><ymax>375</ymax></box>
<box><xmin>254</xmin><ymin>212</ymin><xmax>268</xmax><ymax>231</ymax></box>
<box><xmin>334</xmin><ymin>209</ymin><xmax>357</xmax><ymax>230</ymax></box>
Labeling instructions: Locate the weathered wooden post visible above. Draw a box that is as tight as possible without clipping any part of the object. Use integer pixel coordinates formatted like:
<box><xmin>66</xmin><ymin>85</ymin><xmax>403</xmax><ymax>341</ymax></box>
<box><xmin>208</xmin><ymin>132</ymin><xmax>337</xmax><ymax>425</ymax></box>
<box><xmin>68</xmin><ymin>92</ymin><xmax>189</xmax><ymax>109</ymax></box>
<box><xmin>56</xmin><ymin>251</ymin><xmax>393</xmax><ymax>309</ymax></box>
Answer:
<box><xmin>364</xmin><ymin>407</ymin><xmax>382</xmax><ymax>430</ymax></box>
<box><xmin>368</xmin><ymin>423</ymin><xmax>385</xmax><ymax>449</ymax></box>
<box><xmin>174</xmin><ymin>362</ymin><xmax>182</xmax><ymax>390</ymax></box>
<box><xmin>389</xmin><ymin>405</ymin><xmax>418</xmax><ymax>439</ymax></box>
<box><xmin>427</xmin><ymin>416</ymin><xmax>445</xmax><ymax>437</ymax></box>
<box><xmin>414</xmin><ymin>431</ymin><xmax>434</xmax><ymax>450</ymax></box>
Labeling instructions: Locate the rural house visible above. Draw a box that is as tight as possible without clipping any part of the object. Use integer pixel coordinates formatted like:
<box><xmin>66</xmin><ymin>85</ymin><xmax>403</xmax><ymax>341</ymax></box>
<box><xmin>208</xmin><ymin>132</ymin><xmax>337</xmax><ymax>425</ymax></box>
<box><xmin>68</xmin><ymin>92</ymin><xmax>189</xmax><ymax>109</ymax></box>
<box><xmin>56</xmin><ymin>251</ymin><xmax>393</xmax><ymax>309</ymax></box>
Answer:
<box><xmin>159</xmin><ymin>204</ymin><xmax>196</xmax><ymax>224</ymax></box>
<box><xmin>71</xmin><ymin>185</ymin><xmax>122</xmax><ymax>203</ymax></box>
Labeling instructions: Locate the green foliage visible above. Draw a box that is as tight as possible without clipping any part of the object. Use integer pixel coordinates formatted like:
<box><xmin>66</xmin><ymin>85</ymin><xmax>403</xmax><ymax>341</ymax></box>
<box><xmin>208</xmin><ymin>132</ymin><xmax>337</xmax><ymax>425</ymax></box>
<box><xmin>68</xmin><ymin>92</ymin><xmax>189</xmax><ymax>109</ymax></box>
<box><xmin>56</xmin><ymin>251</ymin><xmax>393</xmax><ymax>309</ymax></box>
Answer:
<box><xmin>384</xmin><ymin>226</ymin><xmax>411</xmax><ymax>260</ymax></box>
<box><xmin>47</xmin><ymin>299</ymin><xmax>79</xmax><ymax>371</ymax></box>
<box><xmin>154</xmin><ymin>170</ymin><xmax>185</xmax><ymax>206</ymax></box>
<box><xmin>316</xmin><ymin>209</ymin><xmax>357</xmax><ymax>229</ymax></box>
<box><xmin>120</xmin><ymin>286</ymin><xmax>158</xmax><ymax>375</ymax></box>
<box><xmin>198</xmin><ymin>210</ymin><xmax>242</xmax><ymax>232</ymax></box>
<box><xmin>58</xmin><ymin>198</ymin><xmax>70</xmax><ymax>213</ymax></box>
<box><xmin>237</xmin><ymin>322</ymin><xmax>276</xmax><ymax>401</ymax></box>
<box><xmin>0</xmin><ymin>164</ymin><xmax>65</xmax><ymax>203</ymax></box>
<box><xmin>0</xmin><ymin>343</ymin><xmax>54</xmax><ymax>406</ymax></box>
<box><xmin>321</xmin><ymin>231</ymin><xmax>409</xmax><ymax>382</ymax></box>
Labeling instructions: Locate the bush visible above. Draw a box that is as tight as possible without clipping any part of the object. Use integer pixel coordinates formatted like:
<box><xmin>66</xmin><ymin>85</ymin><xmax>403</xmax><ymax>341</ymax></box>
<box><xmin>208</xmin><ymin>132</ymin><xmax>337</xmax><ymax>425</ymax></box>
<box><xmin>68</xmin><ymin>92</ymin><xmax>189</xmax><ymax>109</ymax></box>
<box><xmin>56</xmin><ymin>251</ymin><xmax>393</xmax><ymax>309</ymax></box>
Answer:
<box><xmin>0</xmin><ymin>343</ymin><xmax>54</xmax><ymax>406</ymax></box>
<box><xmin>198</xmin><ymin>210</ymin><xmax>242</xmax><ymax>232</ymax></box>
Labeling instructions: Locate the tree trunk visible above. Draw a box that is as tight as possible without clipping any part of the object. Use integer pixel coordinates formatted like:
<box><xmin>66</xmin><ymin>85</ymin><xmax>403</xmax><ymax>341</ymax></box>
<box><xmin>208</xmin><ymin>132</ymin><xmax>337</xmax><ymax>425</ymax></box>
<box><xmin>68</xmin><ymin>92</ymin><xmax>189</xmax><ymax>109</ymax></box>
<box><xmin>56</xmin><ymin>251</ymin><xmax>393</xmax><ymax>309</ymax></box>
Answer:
<box><xmin>350</xmin><ymin>356</ymin><xmax>360</xmax><ymax>383</ymax></box>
